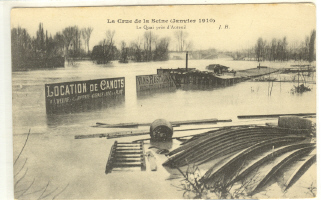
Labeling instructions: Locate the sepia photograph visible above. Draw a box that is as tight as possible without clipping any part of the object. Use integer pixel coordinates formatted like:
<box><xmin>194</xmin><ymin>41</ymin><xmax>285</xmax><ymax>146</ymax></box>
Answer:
<box><xmin>6</xmin><ymin>1</ymin><xmax>317</xmax><ymax>199</ymax></box>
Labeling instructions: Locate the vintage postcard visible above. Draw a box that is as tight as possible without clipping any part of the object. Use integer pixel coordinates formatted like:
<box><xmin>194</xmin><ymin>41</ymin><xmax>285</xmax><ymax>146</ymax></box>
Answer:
<box><xmin>10</xmin><ymin>3</ymin><xmax>316</xmax><ymax>199</ymax></box>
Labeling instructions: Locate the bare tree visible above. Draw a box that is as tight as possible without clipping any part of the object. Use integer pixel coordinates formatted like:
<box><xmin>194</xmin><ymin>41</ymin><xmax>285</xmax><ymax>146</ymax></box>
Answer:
<box><xmin>81</xmin><ymin>27</ymin><xmax>93</xmax><ymax>53</ymax></box>
<box><xmin>143</xmin><ymin>31</ymin><xmax>157</xmax><ymax>61</ymax></box>
<box><xmin>106</xmin><ymin>30</ymin><xmax>115</xmax><ymax>46</ymax></box>
<box><xmin>174</xmin><ymin>30</ymin><xmax>189</xmax><ymax>51</ymax></box>
<box><xmin>62</xmin><ymin>26</ymin><xmax>79</xmax><ymax>57</ymax></box>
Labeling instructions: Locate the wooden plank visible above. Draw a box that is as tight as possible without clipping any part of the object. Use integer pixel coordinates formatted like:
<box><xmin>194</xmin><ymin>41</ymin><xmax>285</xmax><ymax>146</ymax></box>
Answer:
<box><xmin>116</xmin><ymin>155</ymin><xmax>143</xmax><ymax>159</ymax></box>
<box><xmin>118</xmin><ymin>142</ymin><xmax>142</xmax><ymax>144</ymax></box>
<box><xmin>238</xmin><ymin>113</ymin><xmax>316</xmax><ymax>119</ymax></box>
<box><xmin>117</xmin><ymin>145</ymin><xmax>141</xmax><ymax>147</ymax></box>
<box><xmin>113</xmin><ymin>163</ymin><xmax>143</xmax><ymax>168</ymax></box>
<box><xmin>115</xmin><ymin>158</ymin><xmax>142</xmax><ymax>162</ymax></box>
<box><xmin>116</xmin><ymin>148</ymin><xmax>142</xmax><ymax>151</ymax></box>
<box><xmin>75</xmin><ymin>134</ymin><xmax>107</xmax><ymax>139</ymax></box>
<box><xmin>95</xmin><ymin>122</ymin><xmax>150</xmax><ymax>128</ymax></box>
<box><xmin>115</xmin><ymin>151</ymin><xmax>143</xmax><ymax>154</ymax></box>
<box><xmin>95</xmin><ymin>118</ymin><xmax>232</xmax><ymax>128</ymax></box>
<box><xmin>117</xmin><ymin>146</ymin><xmax>142</xmax><ymax>148</ymax></box>
<box><xmin>171</xmin><ymin>118</ymin><xmax>231</xmax><ymax>125</ymax></box>
<box><xmin>107</xmin><ymin>131</ymin><xmax>150</xmax><ymax>139</ymax></box>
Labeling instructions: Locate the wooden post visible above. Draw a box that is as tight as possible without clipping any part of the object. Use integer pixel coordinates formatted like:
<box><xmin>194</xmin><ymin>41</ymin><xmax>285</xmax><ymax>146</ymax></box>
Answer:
<box><xmin>105</xmin><ymin>141</ymin><xmax>117</xmax><ymax>174</ymax></box>
<box><xmin>146</xmin><ymin>151</ymin><xmax>157</xmax><ymax>171</ymax></box>
<box><xmin>186</xmin><ymin>51</ymin><xmax>188</xmax><ymax>71</ymax></box>
<box><xmin>140</xmin><ymin>141</ymin><xmax>146</xmax><ymax>171</ymax></box>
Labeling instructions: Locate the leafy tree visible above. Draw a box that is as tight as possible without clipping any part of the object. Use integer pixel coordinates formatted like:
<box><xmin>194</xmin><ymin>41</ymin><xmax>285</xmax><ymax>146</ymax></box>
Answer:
<box><xmin>153</xmin><ymin>37</ymin><xmax>170</xmax><ymax>61</ymax></box>
<box><xmin>119</xmin><ymin>41</ymin><xmax>129</xmax><ymax>63</ymax></box>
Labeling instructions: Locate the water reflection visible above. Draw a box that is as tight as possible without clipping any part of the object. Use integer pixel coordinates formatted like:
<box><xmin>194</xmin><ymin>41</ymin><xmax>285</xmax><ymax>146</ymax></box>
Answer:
<box><xmin>150</xmin><ymin>140</ymin><xmax>173</xmax><ymax>151</ymax></box>
<box><xmin>46</xmin><ymin>96</ymin><xmax>125</xmax><ymax>126</ymax></box>
<box><xmin>180</xmin><ymin>83</ymin><xmax>236</xmax><ymax>91</ymax></box>
<box><xmin>137</xmin><ymin>88</ymin><xmax>177</xmax><ymax>100</ymax></box>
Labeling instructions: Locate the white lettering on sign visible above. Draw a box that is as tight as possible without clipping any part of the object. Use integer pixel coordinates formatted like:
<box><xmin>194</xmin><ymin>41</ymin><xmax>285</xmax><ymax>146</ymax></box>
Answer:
<box><xmin>136</xmin><ymin>74</ymin><xmax>175</xmax><ymax>92</ymax></box>
<box><xmin>45</xmin><ymin>78</ymin><xmax>125</xmax><ymax>101</ymax></box>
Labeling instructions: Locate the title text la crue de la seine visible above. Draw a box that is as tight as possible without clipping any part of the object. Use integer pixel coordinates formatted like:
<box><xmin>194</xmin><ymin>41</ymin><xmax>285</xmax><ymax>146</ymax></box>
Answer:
<box><xmin>108</xmin><ymin>18</ymin><xmax>216</xmax><ymax>30</ymax></box>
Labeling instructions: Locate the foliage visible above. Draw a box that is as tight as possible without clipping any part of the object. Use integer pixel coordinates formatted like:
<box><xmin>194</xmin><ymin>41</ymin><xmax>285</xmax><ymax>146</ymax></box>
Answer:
<box><xmin>230</xmin><ymin>29</ymin><xmax>316</xmax><ymax>62</ymax></box>
<box><xmin>91</xmin><ymin>30</ymin><xmax>118</xmax><ymax>64</ymax></box>
<box><xmin>11</xmin><ymin>23</ymin><xmax>94</xmax><ymax>70</ymax></box>
<box><xmin>126</xmin><ymin>32</ymin><xmax>170</xmax><ymax>62</ymax></box>
<box><xmin>174</xmin><ymin>162</ymin><xmax>260</xmax><ymax>199</ymax></box>
<box><xmin>174</xmin><ymin>164</ymin><xmax>209</xmax><ymax>199</ymax></box>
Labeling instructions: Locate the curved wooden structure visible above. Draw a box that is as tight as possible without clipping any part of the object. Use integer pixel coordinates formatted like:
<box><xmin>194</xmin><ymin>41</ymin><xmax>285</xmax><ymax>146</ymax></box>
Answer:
<box><xmin>248</xmin><ymin>145</ymin><xmax>315</xmax><ymax>195</ymax></box>
<box><xmin>202</xmin><ymin>138</ymin><xmax>313</xmax><ymax>181</ymax></box>
<box><xmin>284</xmin><ymin>154</ymin><xmax>316</xmax><ymax>191</ymax></box>
<box><xmin>163</xmin><ymin>127</ymin><xmax>299</xmax><ymax>167</ymax></box>
<box><xmin>223</xmin><ymin>143</ymin><xmax>315</xmax><ymax>188</ymax></box>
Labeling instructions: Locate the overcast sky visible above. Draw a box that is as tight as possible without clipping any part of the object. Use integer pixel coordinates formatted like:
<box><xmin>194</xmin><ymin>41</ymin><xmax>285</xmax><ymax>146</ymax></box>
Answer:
<box><xmin>11</xmin><ymin>3</ymin><xmax>315</xmax><ymax>51</ymax></box>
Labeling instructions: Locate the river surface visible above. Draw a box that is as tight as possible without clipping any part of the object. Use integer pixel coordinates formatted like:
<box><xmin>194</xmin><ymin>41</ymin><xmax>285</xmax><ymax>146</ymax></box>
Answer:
<box><xmin>12</xmin><ymin>58</ymin><xmax>316</xmax><ymax>199</ymax></box>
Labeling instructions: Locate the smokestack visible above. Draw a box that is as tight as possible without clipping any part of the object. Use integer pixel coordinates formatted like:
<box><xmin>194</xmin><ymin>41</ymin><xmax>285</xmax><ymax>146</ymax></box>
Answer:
<box><xmin>186</xmin><ymin>51</ymin><xmax>188</xmax><ymax>71</ymax></box>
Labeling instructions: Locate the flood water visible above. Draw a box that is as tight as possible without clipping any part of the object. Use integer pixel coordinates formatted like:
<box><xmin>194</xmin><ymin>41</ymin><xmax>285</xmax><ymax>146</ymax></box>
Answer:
<box><xmin>12</xmin><ymin>58</ymin><xmax>316</xmax><ymax>199</ymax></box>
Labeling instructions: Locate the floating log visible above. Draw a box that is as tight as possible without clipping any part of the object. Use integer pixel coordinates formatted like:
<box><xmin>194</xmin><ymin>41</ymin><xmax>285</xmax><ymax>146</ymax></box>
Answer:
<box><xmin>74</xmin><ymin>134</ymin><xmax>106</xmax><ymax>139</ymax></box>
<box><xmin>74</xmin><ymin>130</ymin><xmax>149</xmax><ymax>140</ymax></box>
<box><xmin>171</xmin><ymin>118</ymin><xmax>232</xmax><ymax>125</ymax></box>
<box><xmin>95</xmin><ymin>122</ymin><xmax>150</xmax><ymax>128</ymax></box>
<box><xmin>284</xmin><ymin>154</ymin><xmax>316</xmax><ymax>191</ymax></box>
<box><xmin>95</xmin><ymin>118</ymin><xmax>232</xmax><ymax>128</ymax></box>
<box><xmin>249</xmin><ymin>145</ymin><xmax>315</xmax><ymax>196</ymax></box>
<box><xmin>237</xmin><ymin>113</ymin><xmax>315</xmax><ymax>119</ymax></box>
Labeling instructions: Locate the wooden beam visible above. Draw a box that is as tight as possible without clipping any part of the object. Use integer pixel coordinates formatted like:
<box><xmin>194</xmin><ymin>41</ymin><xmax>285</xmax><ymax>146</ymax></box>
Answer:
<box><xmin>238</xmin><ymin>113</ymin><xmax>316</xmax><ymax>119</ymax></box>
<box><xmin>94</xmin><ymin>118</ymin><xmax>232</xmax><ymax>128</ymax></box>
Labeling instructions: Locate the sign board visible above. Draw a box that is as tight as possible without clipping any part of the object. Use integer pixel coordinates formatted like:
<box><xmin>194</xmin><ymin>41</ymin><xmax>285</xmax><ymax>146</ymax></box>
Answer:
<box><xmin>45</xmin><ymin>77</ymin><xmax>125</xmax><ymax>114</ymax></box>
<box><xmin>136</xmin><ymin>73</ymin><xmax>176</xmax><ymax>92</ymax></box>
